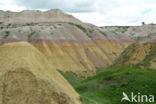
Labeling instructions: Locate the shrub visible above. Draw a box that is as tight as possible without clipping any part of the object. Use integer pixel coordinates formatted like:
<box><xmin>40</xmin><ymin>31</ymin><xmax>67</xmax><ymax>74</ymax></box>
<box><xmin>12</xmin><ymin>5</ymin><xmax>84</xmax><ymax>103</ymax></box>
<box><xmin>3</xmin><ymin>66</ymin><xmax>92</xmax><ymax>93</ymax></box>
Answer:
<box><xmin>0</xmin><ymin>22</ymin><xmax>3</xmax><ymax>24</ymax></box>
<box><xmin>4</xmin><ymin>31</ymin><xmax>10</xmax><ymax>39</ymax></box>
<box><xmin>99</xmin><ymin>30</ymin><xmax>107</xmax><ymax>36</ymax></box>
<box><xmin>28</xmin><ymin>31</ymin><xmax>36</xmax><ymax>39</ymax></box>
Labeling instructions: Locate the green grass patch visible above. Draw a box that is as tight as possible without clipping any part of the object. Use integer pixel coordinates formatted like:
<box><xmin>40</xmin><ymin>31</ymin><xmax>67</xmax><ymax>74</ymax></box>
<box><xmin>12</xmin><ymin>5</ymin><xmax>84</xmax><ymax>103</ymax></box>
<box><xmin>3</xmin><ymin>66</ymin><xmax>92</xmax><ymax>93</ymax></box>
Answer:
<box><xmin>59</xmin><ymin>66</ymin><xmax>156</xmax><ymax>104</ymax></box>
<box><xmin>68</xmin><ymin>22</ymin><xmax>87</xmax><ymax>33</ymax></box>
<box><xmin>98</xmin><ymin>30</ymin><xmax>107</xmax><ymax>36</ymax></box>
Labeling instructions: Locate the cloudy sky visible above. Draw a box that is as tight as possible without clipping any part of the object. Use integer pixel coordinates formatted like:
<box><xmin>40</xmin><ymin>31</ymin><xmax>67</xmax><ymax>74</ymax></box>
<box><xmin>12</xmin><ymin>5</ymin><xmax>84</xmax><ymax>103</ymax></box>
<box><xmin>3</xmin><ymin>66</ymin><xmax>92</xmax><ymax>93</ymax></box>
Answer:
<box><xmin>0</xmin><ymin>0</ymin><xmax>156</xmax><ymax>26</ymax></box>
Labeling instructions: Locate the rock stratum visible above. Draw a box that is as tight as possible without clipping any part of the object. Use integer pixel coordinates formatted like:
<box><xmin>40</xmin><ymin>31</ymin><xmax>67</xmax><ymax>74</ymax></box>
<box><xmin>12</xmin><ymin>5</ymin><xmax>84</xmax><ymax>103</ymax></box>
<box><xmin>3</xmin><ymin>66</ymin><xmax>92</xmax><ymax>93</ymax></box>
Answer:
<box><xmin>0</xmin><ymin>9</ymin><xmax>155</xmax><ymax>76</ymax></box>
<box><xmin>0</xmin><ymin>42</ymin><xmax>81</xmax><ymax>104</ymax></box>
<box><xmin>0</xmin><ymin>9</ymin><xmax>155</xmax><ymax>104</ymax></box>
<box><xmin>0</xmin><ymin>9</ymin><xmax>81</xmax><ymax>24</ymax></box>
<box><xmin>0</xmin><ymin>9</ymin><xmax>135</xmax><ymax>76</ymax></box>
<box><xmin>114</xmin><ymin>42</ymin><xmax>156</xmax><ymax>69</ymax></box>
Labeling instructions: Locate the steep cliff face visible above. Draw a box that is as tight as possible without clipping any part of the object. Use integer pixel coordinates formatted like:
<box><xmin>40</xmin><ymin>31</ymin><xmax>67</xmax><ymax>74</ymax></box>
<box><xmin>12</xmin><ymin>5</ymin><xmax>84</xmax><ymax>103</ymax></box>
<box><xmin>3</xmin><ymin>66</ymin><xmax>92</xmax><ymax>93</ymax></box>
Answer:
<box><xmin>0</xmin><ymin>42</ymin><xmax>81</xmax><ymax>104</ymax></box>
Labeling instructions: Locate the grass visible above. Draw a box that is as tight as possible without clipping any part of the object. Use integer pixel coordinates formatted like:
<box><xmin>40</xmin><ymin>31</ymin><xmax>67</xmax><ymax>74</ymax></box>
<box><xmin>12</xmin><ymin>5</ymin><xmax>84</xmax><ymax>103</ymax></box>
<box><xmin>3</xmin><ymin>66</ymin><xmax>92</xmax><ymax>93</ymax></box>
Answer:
<box><xmin>67</xmin><ymin>22</ymin><xmax>93</xmax><ymax>38</ymax></box>
<box><xmin>26</xmin><ymin>22</ymin><xmax>39</xmax><ymax>26</ymax></box>
<box><xmin>59</xmin><ymin>66</ymin><xmax>156</xmax><ymax>104</ymax></box>
<box><xmin>113</xmin><ymin>43</ymin><xmax>139</xmax><ymax>66</ymax></box>
<box><xmin>68</xmin><ymin>22</ymin><xmax>87</xmax><ymax>33</ymax></box>
<box><xmin>116</xmin><ymin>26</ymin><xmax>130</xmax><ymax>29</ymax></box>
<box><xmin>3</xmin><ymin>31</ymin><xmax>10</xmax><ymax>39</ymax></box>
<box><xmin>139</xmin><ymin>43</ymin><xmax>156</xmax><ymax>67</ymax></box>
<box><xmin>28</xmin><ymin>31</ymin><xmax>36</xmax><ymax>39</ymax></box>
<box><xmin>98</xmin><ymin>30</ymin><xmax>107</xmax><ymax>36</ymax></box>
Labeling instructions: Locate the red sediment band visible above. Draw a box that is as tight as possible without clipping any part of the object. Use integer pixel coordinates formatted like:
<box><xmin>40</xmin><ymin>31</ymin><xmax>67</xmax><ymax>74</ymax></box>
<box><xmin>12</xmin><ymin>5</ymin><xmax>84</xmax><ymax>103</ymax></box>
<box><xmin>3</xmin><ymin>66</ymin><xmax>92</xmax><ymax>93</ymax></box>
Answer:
<box><xmin>1</xmin><ymin>38</ymin><xmax>155</xmax><ymax>44</ymax></box>
<box><xmin>139</xmin><ymin>38</ymin><xmax>156</xmax><ymax>42</ymax></box>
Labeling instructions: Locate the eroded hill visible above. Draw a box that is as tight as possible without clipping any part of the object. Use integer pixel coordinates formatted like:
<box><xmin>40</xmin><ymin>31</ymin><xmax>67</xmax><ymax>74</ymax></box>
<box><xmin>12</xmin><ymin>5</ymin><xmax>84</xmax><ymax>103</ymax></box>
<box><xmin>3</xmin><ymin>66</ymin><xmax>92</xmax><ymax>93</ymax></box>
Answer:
<box><xmin>0</xmin><ymin>9</ymin><xmax>155</xmax><ymax>76</ymax></box>
<box><xmin>114</xmin><ymin>42</ymin><xmax>156</xmax><ymax>69</ymax></box>
<box><xmin>0</xmin><ymin>42</ymin><xmax>81</xmax><ymax>104</ymax></box>
<box><xmin>0</xmin><ymin>9</ymin><xmax>135</xmax><ymax>76</ymax></box>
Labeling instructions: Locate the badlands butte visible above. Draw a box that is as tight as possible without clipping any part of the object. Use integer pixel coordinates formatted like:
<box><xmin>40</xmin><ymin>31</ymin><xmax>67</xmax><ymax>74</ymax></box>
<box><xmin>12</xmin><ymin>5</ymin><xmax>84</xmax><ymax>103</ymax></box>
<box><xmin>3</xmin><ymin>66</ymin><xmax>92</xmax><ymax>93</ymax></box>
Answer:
<box><xmin>0</xmin><ymin>9</ymin><xmax>155</xmax><ymax>104</ymax></box>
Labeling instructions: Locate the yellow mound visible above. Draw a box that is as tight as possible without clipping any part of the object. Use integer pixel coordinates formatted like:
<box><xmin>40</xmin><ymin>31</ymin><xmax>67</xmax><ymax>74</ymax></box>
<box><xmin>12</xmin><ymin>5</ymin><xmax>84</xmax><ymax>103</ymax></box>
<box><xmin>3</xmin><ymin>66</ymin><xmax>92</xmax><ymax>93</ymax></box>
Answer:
<box><xmin>114</xmin><ymin>42</ymin><xmax>156</xmax><ymax>69</ymax></box>
<box><xmin>31</xmin><ymin>40</ymin><xmax>131</xmax><ymax>76</ymax></box>
<box><xmin>0</xmin><ymin>42</ymin><xmax>81</xmax><ymax>104</ymax></box>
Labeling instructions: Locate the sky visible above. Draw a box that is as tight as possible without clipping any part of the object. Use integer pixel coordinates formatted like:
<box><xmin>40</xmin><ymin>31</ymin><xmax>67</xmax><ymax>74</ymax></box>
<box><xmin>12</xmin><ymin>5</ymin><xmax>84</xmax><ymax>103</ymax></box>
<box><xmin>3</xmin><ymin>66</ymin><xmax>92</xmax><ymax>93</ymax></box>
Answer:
<box><xmin>0</xmin><ymin>0</ymin><xmax>156</xmax><ymax>26</ymax></box>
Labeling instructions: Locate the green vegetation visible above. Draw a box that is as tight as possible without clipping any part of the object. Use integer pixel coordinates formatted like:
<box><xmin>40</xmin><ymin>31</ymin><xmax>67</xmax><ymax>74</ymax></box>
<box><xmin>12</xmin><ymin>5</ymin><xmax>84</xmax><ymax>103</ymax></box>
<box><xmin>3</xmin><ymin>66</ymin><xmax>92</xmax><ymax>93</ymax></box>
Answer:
<box><xmin>116</xmin><ymin>26</ymin><xmax>130</xmax><ymax>29</ymax></box>
<box><xmin>138</xmin><ymin>43</ymin><xmax>156</xmax><ymax>67</ymax></box>
<box><xmin>60</xmin><ymin>66</ymin><xmax>156</xmax><ymax>104</ymax></box>
<box><xmin>113</xmin><ymin>43</ymin><xmax>138</xmax><ymax>66</ymax></box>
<box><xmin>68</xmin><ymin>22</ymin><xmax>87</xmax><ymax>33</ymax></box>
<box><xmin>86</xmin><ymin>33</ymin><xmax>92</xmax><ymax>38</ymax></box>
<box><xmin>28</xmin><ymin>31</ymin><xmax>36</xmax><ymax>39</ymax></box>
<box><xmin>7</xmin><ymin>23</ymin><xmax>11</xmax><ymax>27</ymax></box>
<box><xmin>26</xmin><ymin>22</ymin><xmax>39</xmax><ymax>26</ymax></box>
<box><xmin>4</xmin><ymin>31</ymin><xmax>10</xmax><ymax>39</ymax></box>
<box><xmin>88</xmin><ymin>29</ymin><xmax>94</xmax><ymax>33</ymax></box>
<box><xmin>67</xmin><ymin>22</ymin><xmax>93</xmax><ymax>38</ymax></box>
<box><xmin>148</xmin><ymin>32</ymin><xmax>156</xmax><ymax>36</ymax></box>
<box><xmin>0</xmin><ymin>22</ymin><xmax>3</xmax><ymax>24</ymax></box>
<box><xmin>99</xmin><ymin>30</ymin><xmax>107</xmax><ymax>36</ymax></box>
<box><xmin>57</xmin><ymin>23</ymin><xmax>62</xmax><ymax>26</ymax></box>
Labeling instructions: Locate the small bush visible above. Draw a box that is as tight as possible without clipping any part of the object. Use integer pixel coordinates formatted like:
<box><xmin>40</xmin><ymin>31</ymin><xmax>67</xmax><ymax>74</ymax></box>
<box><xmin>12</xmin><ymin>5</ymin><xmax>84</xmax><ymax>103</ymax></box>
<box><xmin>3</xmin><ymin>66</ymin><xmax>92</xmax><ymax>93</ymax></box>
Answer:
<box><xmin>28</xmin><ymin>31</ymin><xmax>36</xmax><ymax>39</ymax></box>
<box><xmin>76</xmin><ymin>85</ymin><xmax>88</xmax><ymax>92</ymax></box>
<box><xmin>99</xmin><ymin>30</ymin><xmax>107</xmax><ymax>36</ymax></box>
<box><xmin>0</xmin><ymin>22</ymin><xmax>3</xmax><ymax>24</ymax></box>
<box><xmin>26</xmin><ymin>23</ymin><xmax>39</xmax><ymax>26</ymax></box>
<box><xmin>4</xmin><ymin>31</ymin><xmax>10</xmax><ymax>39</ymax></box>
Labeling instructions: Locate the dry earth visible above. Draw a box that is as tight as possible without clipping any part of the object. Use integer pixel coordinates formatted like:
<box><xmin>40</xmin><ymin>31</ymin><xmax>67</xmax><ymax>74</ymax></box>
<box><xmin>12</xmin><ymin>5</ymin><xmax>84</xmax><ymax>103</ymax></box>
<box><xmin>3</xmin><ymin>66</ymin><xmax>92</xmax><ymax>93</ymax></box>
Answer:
<box><xmin>0</xmin><ymin>42</ymin><xmax>81</xmax><ymax>104</ymax></box>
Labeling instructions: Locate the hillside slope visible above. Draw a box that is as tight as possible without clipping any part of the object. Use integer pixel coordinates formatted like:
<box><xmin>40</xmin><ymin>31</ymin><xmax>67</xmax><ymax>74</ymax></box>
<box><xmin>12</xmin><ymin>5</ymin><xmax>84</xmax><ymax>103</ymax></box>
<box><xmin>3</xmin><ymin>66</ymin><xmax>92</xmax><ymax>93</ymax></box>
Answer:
<box><xmin>0</xmin><ymin>9</ymin><xmax>134</xmax><ymax>76</ymax></box>
<box><xmin>1</xmin><ymin>9</ymin><xmax>155</xmax><ymax>76</ymax></box>
<box><xmin>0</xmin><ymin>9</ymin><xmax>82</xmax><ymax>24</ymax></box>
<box><xmin>0</xmin><ymin>42</ymin><xmax>81</xmax><ymax>104</ymax></box>
<box><xmin>114</xmin><ymin>42</ymin><xmax>156</xmax><ymax>69</ymax></box>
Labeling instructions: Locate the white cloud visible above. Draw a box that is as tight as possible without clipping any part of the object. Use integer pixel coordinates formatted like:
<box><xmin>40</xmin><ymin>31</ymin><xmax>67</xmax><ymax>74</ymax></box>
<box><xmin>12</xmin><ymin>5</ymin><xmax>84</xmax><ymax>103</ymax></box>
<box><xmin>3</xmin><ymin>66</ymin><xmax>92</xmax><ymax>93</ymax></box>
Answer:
<box><xmin>0</xmin><ymin>5</ymin><xmax>26</xmax><ymax>11</ymax></box>
<box><xmin>71</xmin><ymin>1</ymin><xmax>156</xmax><ymax>26</ymax></box>
<box><xmin>0</xmin><ymin>0</ymin><xmax>26</xmax><ymax>11</ymax></box>
<box><xmin>0</xmin><ymin>0</ymin><xmax>156</xmax><ymax>26</ymax></box>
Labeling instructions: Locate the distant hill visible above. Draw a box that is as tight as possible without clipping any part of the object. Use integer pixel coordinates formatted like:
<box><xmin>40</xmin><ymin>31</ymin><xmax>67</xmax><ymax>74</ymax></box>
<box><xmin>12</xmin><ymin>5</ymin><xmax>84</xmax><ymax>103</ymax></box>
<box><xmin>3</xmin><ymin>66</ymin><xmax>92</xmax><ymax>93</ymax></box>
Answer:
<box><xmin>100</xmin><ymin>25</ymin><xmax>156</xmax><ymax>42</ymax></box>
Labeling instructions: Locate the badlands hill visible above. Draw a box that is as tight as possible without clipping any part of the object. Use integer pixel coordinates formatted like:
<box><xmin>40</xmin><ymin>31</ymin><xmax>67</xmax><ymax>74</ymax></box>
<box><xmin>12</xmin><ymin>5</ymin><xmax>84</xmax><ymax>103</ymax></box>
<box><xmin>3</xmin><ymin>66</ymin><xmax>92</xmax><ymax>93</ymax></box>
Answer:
<box><xmin>0</xmin><ymin>9</ymin><xmax>134</xmax><ymax>76</ymax></box>
<box><xmin>0</xmin><ymin>9</ymin><xmax>82</xmax><ymax>24</ymax></box>
<box><xmin>0</xmin><ymin>9</ymin><xmax>155</xmax><ymax>104</ymax></box>
<box><xmin>101</xmin><ymin>24</ymin><xmax>156</xmax><ymax>41</ymax></box>
<box><xmin>0</xmin><ymin>9</ymin><xmax>155</xmax><ymax>76</ymax></box>
<box><xmin>0</xmin><ymin>42</ymin><xmax>81</xmax><ymax>104</ymax></box>
<box><xmin>114</xmin><ymin>42</ymin><xmax>156</xmax><ymax>69</ymax></box>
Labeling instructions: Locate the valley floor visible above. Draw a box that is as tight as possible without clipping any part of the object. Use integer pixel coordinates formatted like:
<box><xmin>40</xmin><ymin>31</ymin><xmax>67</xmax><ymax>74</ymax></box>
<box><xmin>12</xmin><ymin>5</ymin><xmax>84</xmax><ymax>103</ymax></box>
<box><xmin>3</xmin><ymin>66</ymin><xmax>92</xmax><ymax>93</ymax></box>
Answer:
<box><xmin>60</xmin><ymin>66</ymin><xmax>156</xmax><ymax>104</ymax></box>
